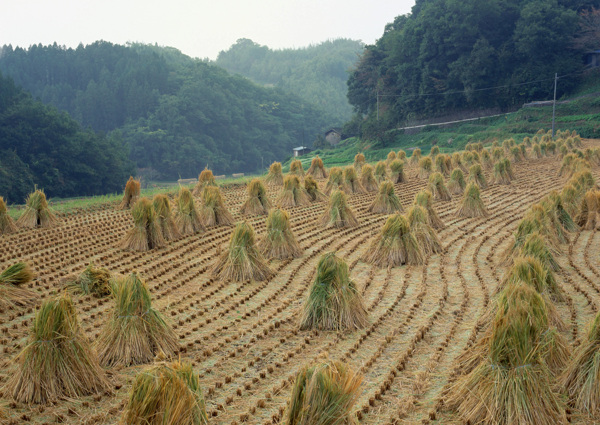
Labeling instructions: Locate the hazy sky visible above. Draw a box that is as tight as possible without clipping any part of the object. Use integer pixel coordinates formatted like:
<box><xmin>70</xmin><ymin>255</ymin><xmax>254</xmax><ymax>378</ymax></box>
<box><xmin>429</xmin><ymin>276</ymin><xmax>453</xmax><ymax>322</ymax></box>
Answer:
<box><xmin>2</xmin><ymin>0</ymin><xmax>415</xmax><ymax>60</ymax></box>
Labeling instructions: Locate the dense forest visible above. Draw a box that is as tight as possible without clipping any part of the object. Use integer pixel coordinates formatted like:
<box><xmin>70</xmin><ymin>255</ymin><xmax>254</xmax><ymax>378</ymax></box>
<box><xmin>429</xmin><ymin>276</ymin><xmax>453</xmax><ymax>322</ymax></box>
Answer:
<box><xmin>0</xmin><ymin>42</ymin><xmax>335</xmax><ymax>181</ymax></box>
<box><xmin>216</xmin><ymin>38</ymin><xmax>363</xmax><ymax>122</ymax></box>
<box><xmin>0</xmin><ymin>72</ymin><xmax>133</xmax><ymax>203</ymax></box>
<box><xmin>347</xmin><ymin>0</ymin><xmax>600</xmax><ymax>138</ymax></box>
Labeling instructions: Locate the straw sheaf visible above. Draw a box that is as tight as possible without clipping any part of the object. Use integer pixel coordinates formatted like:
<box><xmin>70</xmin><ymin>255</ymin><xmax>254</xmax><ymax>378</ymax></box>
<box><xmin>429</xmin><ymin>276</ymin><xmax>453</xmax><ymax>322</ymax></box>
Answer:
<box><xmin>0</xmin><ymin>196</ymin><xmax>17</xmax><ymax>235</ymax></box>
<box><xmin>265</xmin><ymin>162</ymin><xmax>284</xmax><ymax>185</ymax></box>
<box><xmin>277</xmin><ymin>175</ymin><xmax>311</xmax><ymax>208</ymax></box>
<box><xmin>200</xmin><ymin>186</ymin><xmax>234</xmax><ymax>227</ymax></box>
<box><xmin>289</xmin><ymin>159</ymin><xmax>305</xmax><ymax>177</ymax></box>
<box><xmin>389</xmin><ymin>159</ymin><xmax>407</xmax><ymax>183</ymax></box>
<box><xmin>417</xmin><ymin>157</ymin><xmax>433</xmax><ymax>179</ymax></box>
<box><xmin>153</xmin><ymin>194</ymin><xmax>181</xmax><ymax>241</ymax></box>
<box><xmin>367</xmin><ymin>181</ymin><xmax>403</xmax><ymax>215</ymax></box>
<box><xmin>240</xmin><ymin>179</ymin><xmax>272</xmax><ymax>216</ymax></box>
<box><xmin>320</xmin><ymin>190</ymin><xmax>359</xmax><ymax>228</ymax></box>
<box><xmin>0</xmin><ymin>262</ymin><xmax>39</xmax><ymax>308</ymax></box>
<box><xmin>374</xmin><ymin>161</ymin><xmax>388</xmax><ymax>183</ymax></box>
<box><xmin>359</xmin><ymin>164</ymin><xmax>379</xmax><ymax>192</ymax></box>
<box><xmin>259</xmin><ymin>208</ymin><xmax>303</xmax><ymax>260</ymax></box>
<box><xmin>324</xmin><ymin>167</ymin><xmax>344</xmax><ymax>195</ymax></box>
<box><xmin>193</xmin><ymin>168</ymin><xmax>217</xmax><ymax>196</ymax></box>
<box><xmin>413</xmin><ymin>190</ymin><xmax>445</xmax><ymax>229</ymax></box>
<box><xmin>354</xmin><ymin>153</ymin><xmax>366</xmax><ymax>172</ymax></box>
<box><xmin>447</xmin><ymin>168</ymin><xmax>466</xmax><ymax>195</ymax></box>
<box><xmin>362</xmin><ymin>214</ymin><xmax>424</xmax><ymax>267</ymax></box>
<box><xmin>406</xmin><ymin>205</ymin><xmax>442</xmax><ymax>255</ymax></box>
<box><xmin>468</xmin><ymin>164</ymin><xmax>487</xmax><ymax>189</ymax></box>
<box><xmin>386</xmin><ymin>151</ymin><xmax>397</xmax><ymax>164</ymax></box>
<box><xmin>304</xmin><ymin>176</ymin><xmax>328</xmax><ymax>202</ymax></box>
<box><xmin>17</xmin><ymin>189</ymin><xmax>59</xmax><ymax>229</ymax></box>
<box><xmin>61</xmin><ymin>262</ymin><xmax>112</xmax><ymax>298</ymax></box>
<box><xmin>119</xmin><ymin>177</ymin><xmax>141</xmax><ymax>210</ymax></box>
<box><xmin>306</xmin><ymin>156</ymin><xmax>328</xmax><ymax>179</ymax></box>
<box><xmin>576</xmin><ymin>190</ymin><xmax>600</xmax><ymax>230</ymax></box>
<box><xmin>121</xmin><ymin>198</ymin><xmax>166</xmax><ymax>251</ymax></box>
<box><xmin>342</xmin><ymin>166</ymin><xmax>365</xmax><ymax>194</ymax></box>
<box><xmin>456</xmin><ymin>183</ymin><xmax>488</xmax><ymax>218</ymax></box>
<box><xmin>428</xmin><ymin>172</ymin><xmax>452</xmax><ymax>201</ymax></box>
<box><xmin>410</xmin><ymin>148</ymin><xmax>422</xmax><ymax>165</ymax></box>
<box><xmin>174</xmin><ymin>187</ymin><xmax>206</xmax><ymax>235</ymax></box>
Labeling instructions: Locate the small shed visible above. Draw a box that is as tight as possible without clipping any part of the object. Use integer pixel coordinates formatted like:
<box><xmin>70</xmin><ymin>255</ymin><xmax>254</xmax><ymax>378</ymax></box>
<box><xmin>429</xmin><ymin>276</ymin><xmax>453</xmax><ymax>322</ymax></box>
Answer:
<box><xmin>293</xmin><ymin>146</ymin><xmax>312</xmax><ymax>157</ymax></box>
<box><xmin>325</xmin><ymin>129</ymin><xmax>342</xmax><ymax>146</ymax></box>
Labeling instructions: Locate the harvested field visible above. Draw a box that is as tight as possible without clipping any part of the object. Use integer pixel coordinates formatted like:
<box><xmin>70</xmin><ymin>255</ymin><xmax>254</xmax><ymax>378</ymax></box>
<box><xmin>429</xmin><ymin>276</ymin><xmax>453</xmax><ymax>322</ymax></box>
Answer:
<box><xmin>1</xmin><ymin>140</ymin><xmax>600</xmax><ymax>424</ymax></box>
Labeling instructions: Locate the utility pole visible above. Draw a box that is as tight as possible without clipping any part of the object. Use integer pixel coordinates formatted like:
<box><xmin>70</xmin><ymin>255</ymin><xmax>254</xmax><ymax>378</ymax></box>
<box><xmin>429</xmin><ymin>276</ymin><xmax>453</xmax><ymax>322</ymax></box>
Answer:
<box><xmin>376</xmin><ymin>91</ymin><xmax>379</xmax><ymax>121</ymax></box>
<box><xmin>551</xmin><ymin>73</ymin><xmax>558</xmax><ymax>138</ymax></box>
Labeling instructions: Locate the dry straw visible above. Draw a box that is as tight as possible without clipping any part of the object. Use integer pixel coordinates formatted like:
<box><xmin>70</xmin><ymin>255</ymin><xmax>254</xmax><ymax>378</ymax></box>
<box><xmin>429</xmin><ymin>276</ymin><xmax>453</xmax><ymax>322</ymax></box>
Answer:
<box><xmin>174</xmin><ymin>187</ymin><xmax>205</xmax><ymax>235</ymax></box>
<box><xmin>430</xmin><ymin>145</ymin><xmax>440</xmax><ymax>158</ymax></box>
<box><xmin>493</xmin><ymin>159</ymin><xmax>512</xmax><ymax>185</ymax></box>
<box><xmin>354</xmin><ymin>152</ymin><xmax>366</xmax><ymax>171</ymax></box>
<box><xmin>265</xmin><ymin>161</ymin><xmax>284</xmax><ymax>185</ymax></box>
<box><xmin>211</xmin><ymin>221</ymin><xmax>274</xmax><ymax>281</ymax></box>
<box><xmin>428</xmin><ymin>172</ymin><xmax>452</xmax><ymax>201</ymax></box>
<box><xmin>500</xmin><ymin>256</ymin><xmax>563</xmax><ymax>304</ymax></box>
<box><xmin>468</xmin><ymin>164</ymin><xmax>487</xmax><ymax>189</ymax></box>
<box><xmin>447</xmin><ymin>168</ymin><xmax>466</xmax><ymax>195</ymax></box>
<box><xmin>121</xmin><ymin>360</ymin><xmax>207</xmax><ymax>425</ymax></box>
<box><xmin>6</xmin><ymin>295</ymin><xmax>110</xmax><ymax>403</ymax></box>
<box><xmin>17</xmin><ymin>189</ymin><xmax>59</xmax><ymax>229</ymax></box>
<box><xmin>96</xmin><ymin>272</ymin><xmax>178</xmax><ymax>367</ymax></box>
<box><xmin>397</xmin><ymin>149</ymin><xmax>407</xmax><ymax>161</ymax></box>
<box><xmin>417</xmin><ymin>157</ymin><xmax>433</xmax><ymax>179</ymax></box>
<box><xmin>576</xmin><ymin>189</ymin><xmax>599</xmax><ymax>230</ymax></box>
<box><xmin>342</xmin><ymin>166</ymin><xmax>365</xmax><ymax>194</ymax></box>
<box><xmin>456</xmin><ymin>182</ymin><xmax>488</xmax><ymax>218</ymax></box>
<box><xmin>0</xmin><ymin>262</ymin><xmax>38</xmax><ymax>308</ymax></box>
<box><xmin>410</xmin><ymin>148</ymin><xmax>422</xmax><ymax>165</ymax></box>
<box><xmin>362</xmin><ymin>213</ymin><xmax>423</xmax><ymax>267</ymax></box>
<box><xmin>374</xmin><ymin>161</ymin><xmax>388</xmax><ymax>183</ymax></box>
<box><xmin>299</xmin><ymin>252</ymin><xmax>367</xmax><ymax>331</ymax></box>
<box><xmin>367</xmin><ymin>181</ymin><xmax>403</xmax><ymax>214</ymax></box>
<box><xmin>406</xmin><ymin>205</ymin><xmax>442</xmax><ymax>255</ymax></box>
<box><xmin>0</xmin><ymin>196</ymin><xmax>17</xmax><ymax>235</ymax></box>
<box><xmin>289</xmin><ymin>159</ymin><xmax>305</xmax><ymax>177</ymax></box>
<box><xmin>389</xmin><ymin>159</ymin><xmax>407</xmax><ymax>183</ymax></box>
<box><xmin>541</xmin><ymin>191</ymin><xmax>577</xmax><ymax>243</ymax></box>
<box><xmin>259</xmin><ymin>208</ymin><xmax>302</xmax><ymax>260</ymax></box>
<box><xmin>119</xmin><ymin>176</ymin><xmax>141</xmax><ymax>209</ymax></box>
<box><xmin>306</xmin><ymin>155</ymin><xmax>328</xmax><ymax>179</ymax></box>
<box><xmin>516</xmin><ymin>232</ymin><xmax>559</xmax><ymax>272</ymax></box>
<box><xmin>320</xmin><ymin>190</ymin><xmax>359</xmax><ymax>228</ymax></box>
<box><xmin>153</xmin><ymin>194</ymin><xmax>180</xmax><ymax>241</ymax></box>
<box><xmin>304</xmin><ymin>176</ymin><xmax>328</xmax><ymax>202</ymax></box>
<box><xmin>435</xmin><ymin>154</ymin><xmax>450</xmax><ymax>175</ymax></box>
<box><xmin>451</xmin><ymin>152</ymin><xmax>464</xmax><ymax>170</ymax></box>
<box><xmin>277</xmin><ymin>175</ymin><xmax>311</xmax><ymax>207</ymax></box>
<box><xmin>121</xmin><ymin>198</ymin><xmax>166</xmax><ymax>251</ymax></box>
<box><xmin>324</xmin><ymin>167</ymin><xmax>344</xmax><ymax>195</ymax></box>
<box><xmin>481</xmin><ymin>149</ymin><xmax>494</xmax><ymax>170</ymax></box>
<box><xmin>413</xmin><ymin>190</ymin><xmax>444</xmax><ymax>229</ymax></box>
<box><xmin>386</xmin><ymin>150</ymin><xmax>397</xmax><ymax>165</ymax></box>
<box><xmin>62</xmin><ymin>262</ymin><xmax>111</xmax><ymax>298</ymax></box>
<box><xmin>199</xmin><ymin>186</ymin><xmax>234</xmax><ymax>227</ymax></box>
<box><xmin>240</xmin><ymin>178</ymin><xmax>271</xmax><ymax>216</ymax></box>
<box><xmin>286</xmin><ymin>360</ymin><xmax>362</xmax><ymax>425</ymax></box>
<box><xmin>359</xmin><ymin>164</ymin><xmax>378</xmax><ymax>192</ymax></box>
<box><xmin>193</xmin><ymin>167</ymin><xmax>217</xmax><ymax>196</ymax></box>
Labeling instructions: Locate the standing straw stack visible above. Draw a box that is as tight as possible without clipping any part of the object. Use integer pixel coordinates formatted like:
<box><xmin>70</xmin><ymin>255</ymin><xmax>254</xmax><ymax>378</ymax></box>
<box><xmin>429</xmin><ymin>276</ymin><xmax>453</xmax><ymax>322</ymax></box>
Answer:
<box><xmin>306</xmin><ymin>155</ymin><xmax>328</xmax><ymax>179</ymax></box>
<box><xmin>493</xmin><ymin>159</ymin><xmax>513</xmax><ymax>185</ymax></box>
<box><xmin>576</xmin><ymin>189</ymin><xmax>599</xmax><ymax>230</ymax></box>
<box><xmin>259</xmin><ymin>208</ymin><xmax>302</xmax><ymax>260</ymax></box>
<box><xmin>406</xmin><ymin>205</ymin><xmax>442</xmax><ymax>255</ymax></box>
<box><xmin>193</xmin><ymin>167</ymin><xmax>217</xmax><ymax>196</ymax></box>
<box><xmin>211</xmin><ymin>221</ymin><xmax>274</xmax><ymax>281</ymax></box>
<box><xmin>414</xmin><ymin>190</ymin><xmax>444</xmax><ymax>229</ymax></box>
<box><xmin>410</xmin><ymin>148</ymin><xmax>422</xmax><ymax>166</ymax></box>
<box><xmin>96</xmin><ymin>272</ymin><xmax>178</xmax><ymax>367</ymax></box>
<box><xmin>468</xmin><ymin>164</ymin><xmax>488</xmax><ymax>189</ymax></box>
<box><xmin>61</xmin><ymin>262</ymin><xmax>112</xmax><ymax>298</ymax></box>
<box><xmin>360</xmin><ymin>164</ymin><xmax>379</xmax><ymax>192</ymax></box>
<box><xmin>277</xmin><ymin>175</ymin><xmax>311</xmax><ymax>208</ymax></box>
<box><xmin>174</xmin><ymin>187</ymin><xmax>205</xmax><ymax>235</ymax></box>
<box><xmin>199</xmin><ymin>186</ymin><xmax>234</xmax><ymax>227</ymax></box>
<box><xmin>386</xmin><ymin>151</ymin><xmax>397</xmax><ymax>165</ymax></box>
<box><xmin>342</xmin><ymin>166</ymin><xmax>365</xmax><ymax>194</ymax></box>
<box><xmin>17</xmin><ymin>189</ymin><xmax>59</xmax><ymax>229</ymax></box>
<box><xmin>389</xmin><ymin>159</ymin><xmax>407</xmax><ymax>183</ymax></box>
<box><xmin>299</xmin><ymin>252</ymin><xmax>367</xmax><ymax>330</ymax></box>
<box><xmin>417</xmin><ymin>157</ymin><xmax>433</xmax><ymax>179</ymax></box>
<box><xmin>324</xmin><ymin>167</ymin><xmax>344</xmax><ymax>195</ymax></box>
<box><xmin>119</xmin><ymin>177</ymin><xmax>141</xmax><ymax>209</ymax></box>
<box><xmin>304</xmin><ymin>176</ymin><xmax>328</xmax><ymax>202</ymax></box>
<box><xmin>447</xmin><ymin>168</ymin><xmax>466</xmax><ymax>195</ymax></box>
<box><xmin>289</xmin><ymin>159</ymin><xmax>305</xmax><ymax>177</ymax></box>
<box><xmin>374</xmin><ymin>161</ymin><xmax>388</xmax><ymax>183</ymax></box>
<box><xmin>362</xmin><ymin>213</ymin><xmax>423</xmax><ymax>267</ymax></box>
<box><xmin>0</xmin><ymin>196</ymin><xmax>17</xmax><ymax>235</ymax></box>
<box><xmin>121</xmin><ymin>360</ymin><xmax>207</xmax><ymax>425</ymax></box>
<box><xmin>265</xmin><ymin>161</ymin><xmax>284</xmax><ymax>185</ymax></box>
<box><xmin>456</xmin><ymin>182</ymin><xmax>488</xmax><ymax>218</ymax></box>
<box><xmin>240</xmin><ymin>179</ymin><xmax>271</xmax><ymax>216</ymax></box>
<box><xmin>153</xmin><ymin>194</ymin><xmax>180</xmax><ymax>241</ymax></box>
<box><xmin>367</xmin><ymin>181</ymin><xmax>403</xmax><ymax>214</ymax></box>
<box><xmin>428</xmin><ymin>172</ymin><xmax>452</xmax><ymax>201</ymax></box>
<box><xmin>320</xmin><ymin>190</ymin><xmax>359</xmax><ymax>228</ymax></box>
<box><xmin>354</xmin><ymin>152</ymin><xmax>366</xmax><ymax>171</ymax></box>
<box><xmin>121</xmin><ymin>198</ymin><xmax>166</xmax><ymax>251</ymax></box>
<box><xmin>6</xmin><ymin>295</ymin><xmax>110</xmax><ymax>403</ymax></box>
<box><xmin>0</xmin><ymin>262</ymin><xmax>38</xmax><ymax>308</ymax></box>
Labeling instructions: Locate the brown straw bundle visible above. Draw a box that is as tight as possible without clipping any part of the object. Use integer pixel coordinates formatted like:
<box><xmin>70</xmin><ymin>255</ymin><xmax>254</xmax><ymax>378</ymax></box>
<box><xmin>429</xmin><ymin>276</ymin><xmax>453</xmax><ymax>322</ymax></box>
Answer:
<box><xmin>259</xmin><ymin>208</ymin><xmax>303</xmax><ymax>260</ymax></box>
<box><xmin>200</xmin><ymin>186</ymin><xmax>234</xmax><ymax>227</ymax></box>
<box><xmin>320</xmin><ymin>190</ymin><xmax>359</xmax><ymax>228</ymax></box>
<box><xmin>119</xmin><ymin>177</ymin><xmax>141</xmax><ymax>209</ymax></box>
<box><xmin>120</xmin><ymin>198</ymin><xmax>166</xmax><ymax>251</ymax></box>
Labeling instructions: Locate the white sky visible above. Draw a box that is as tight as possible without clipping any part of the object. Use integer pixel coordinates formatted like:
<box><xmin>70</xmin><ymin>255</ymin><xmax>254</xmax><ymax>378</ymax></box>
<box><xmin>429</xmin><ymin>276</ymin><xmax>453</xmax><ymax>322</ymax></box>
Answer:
<box><xmin>2</xmin><ymin>0</ymin><xmax>415</xmax><ymax>60</ymax></box>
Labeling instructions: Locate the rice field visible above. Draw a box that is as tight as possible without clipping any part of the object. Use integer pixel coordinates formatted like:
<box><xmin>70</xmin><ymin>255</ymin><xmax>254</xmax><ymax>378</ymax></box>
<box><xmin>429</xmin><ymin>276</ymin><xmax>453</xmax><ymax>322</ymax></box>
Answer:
<box><xmin>0</xmin><ymin>138</ymin><xmax>599</xmax><ymax>424</ymax></box>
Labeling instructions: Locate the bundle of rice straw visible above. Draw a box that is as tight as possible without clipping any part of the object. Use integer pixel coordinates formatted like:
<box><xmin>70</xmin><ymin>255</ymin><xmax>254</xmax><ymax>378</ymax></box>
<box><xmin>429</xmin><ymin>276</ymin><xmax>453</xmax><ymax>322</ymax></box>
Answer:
<box><xmin>304</xmin><ymin>176</ymin><xmax>328</xmax><ymax>202</ymax></box>
<box><xmin>561</xmin><ymin>183</ymin><xmax>581</xmax><ymax>217</ymax></box>
<box><xmin>153</xmin><ymin>194</ymin><xmax>180</xmax><ymax>241</ymax></box>
<box><xmin>532</xmin><ymin>143</ymin><xmax>543</xmax><ymax>159</ymax></box>
<box><xmin>374</xmin><ymin>161</ymin><xmax>388</xmax><ymax>183</ymax></box>
<box><xmin>508</xmin><ymin>205</ymin><xmax>562</xmax><ymax>256</ymax></box>
<box><xmin>174</xmin><ymin>187</ymin><xmax>205</xmax><ymax>235</ymax></box>
<box><xmin>417</xmin><ymin>157</ymin><xmax>433</xmax><ymax>179</ymax></box>
<box><xmin>406</xmin><ymin>205</ymin><xmax>442</xmax><ymax>255</ymax></box>
<box><xmin>456</xmin><ymin>182</ymin><xmax>488</xmax><ymax>218</ymax></box>
<box><xmin>121</xmin><ymin>198</ymin><xmax>166</xmax><ymax>251</ymax></box>
<box><xmin>277</xmin><ymin>175</ymin><xmax>311</xmax><ymax>207</ymax></box>
<box><xmin>413</xmin><ymin>190</ymin><xmax>445</xmax><ymax>229</ymax></box>
<box><xmin>96</xmin><ymin>272</ymin><xmax>178</xmax><ymax>366</ymax></box>
<box><xmin>481</xmin><ymin>149</ymin><xmax>494</xmax><ymax>169</ymax></box>
<box><xmin>576</xmin><ymin>189</ymin><xmax>599</xmax><ymax>230</ymax></box>
<box><xmin>121</xmin><ymin>360</ymin><xmax>207</xmax><ymax>425</ymax></box>
<box><xmin>359</xmin><ymin>164</ymin><xmax>378</xmax><ymax>192</ymax></box>
<box><xmin>559</xmin><ymin>154</ymin><xmax>577</xmax><ymax>177</ymax></box>
<box><xmin>511</xmin><ymin>146</ymin><xmax>523</xmax><ymax>162</ymax></box>
<box><xmin>447</xmin><ymin>168</ymin><xmax>466</xmax><ymax>195</ymax></box>
<box><xmin>541</xmin><ymin>191</ymin><xmax>577</xmax><ymax>243</ymax></box>
<box><xmin>389</xmin><ymin>159</ymin><xmax>407</xmax><ymax>183</ymax></box>
<box><xmin>430</xmin><ymin>145</ymin><xmax>440</xmax><ymax>158</ymax></box>
<box><xmin>362</xmin><ymin>213</ymin><xmax>423</xmax><ymax>267</ymax></box>
<box><xmin>320</xmin><ymin>190</ymin><xmax>359</xmax><ymax>228</ymax></box>
<box><xmin>17</xmin><ymin>189</ymin><xmax>59</xmax><ymax>229</ymax></box>
<box><xmin>428</xmin><ymin>172</ymin><xmax>452</xmax><ymax>201</ymax></box>
<box><xmin>258</xmin><ymin>208</ymin><xmax>302</xmax><ymax>260</ymax></box>
<box><xmin>492</xmin><ymin>146</ymin><xmax>504</xmax><ymax>161</ymax></box>
<box><xmin>0</xmin><ymin>196</ymin><xmax>17</xmax><ymax>235</ymax></box>
<box><xmin>0</xmin><ymin>262</ymin><xmax>38</xmax><ymax>308</ymax></box>
<box><xmin>500</xmin><ymin>256</ymin><xmax>563</xmax><ymax>305</ymax></box>
<box><xmin>286</xmin><ymin>360</ymin><xmax>362</xmax><ymax>424</ymax></box>
<box><xmin>299</xmin><ymin>253</ymin><xmax>367</xmax><ymax>330</ymax></box>
<box><xmin>324</xmin><ymin>167</ymin><xmax>344</xmax><ymax>195</ymax></box>
<box><xmin>468</xmin><ymin>163</ymin><xmax>488</xmax><ymax>189</ymax></box>
<box><xmin>119</xmin><ymin>177</ymin><xmax>141</xmax><ymax>209</ymax></box>
<box><xmin>397</xmin><ymin>149</ymin><xmax>406</xmax><ymax>161</ymax></box>
<box><xmin>265</xmin><ymin>161</ymin><xmax>284</xmax><ymax>185</ymax></box>
<box><xmin>6</xmin><ymin>295</ymin><xmax>110</xmax><ymax>403</ymax></box>
<box><xmin>211</xmin><ymin>221</ymin><xmax>274</xmax><ymax>281</ymax></box>
<box><xmin>410</xmin><ymin>148</ymin><xmax>422</xmax><ymax>165</ymax></box>
<box><xmin>240</xmin><ymin>178</ymin><xmax>272</xmax><ymax>216</ymax></box>
<box><xmin>367</xmin><ymin>181</ymin><xmax>403</xmax><ymax>214</ymax></box>
<box><xmin>386</xmin><ymin>151</ymin><xmax>397</xmax><ymax>165</ymax></box>
<box><xmin>289</xmin><ymin>159</ymin><xmax>305</xmax><ymax>177</ymax></box>
<box><xmin>306</xmin><ymin>155</ymin><xmax>328</xmax><ymax>179</ymax></box>
<box><xmin>451</xmin><ymin>152</ymin><xmax>464</xmax><ymax>170</ymax></box>
<box><xmin>354</xmin><ymin>152</ymin><xmax>366</xmax><ymax>171</ymax></box>
<box><xmin>199</xmin><ymin>186</ymin><xmax>234</xmax><ymax>227</ymax></box>
<box><xmin>516</xmin><ymin>232</ymin><xmax>559</xmax><ymax>272</ymax></box>
<box><xmin>62</xmin><ymin>262</ymin><xmax>111</xmax><ymax>297</ymax></box>
<box><xmin>342</xmin><ymin>166</ymin><xmax>365</xmax><ymax>194</ymax></box>
<box><xmin>435</xmin><ymin>154</ymin><xmax>450</xmax><ymax>175</ymax></box>
<box><xmin>193</xmin><ymin>167</ymin><xmax>217</xmax><ymax>196</ymax></box>
<box><xmin>493</xmin><ymin>159</ymin><xmax>513</xmax><ymax>185</ymax></box>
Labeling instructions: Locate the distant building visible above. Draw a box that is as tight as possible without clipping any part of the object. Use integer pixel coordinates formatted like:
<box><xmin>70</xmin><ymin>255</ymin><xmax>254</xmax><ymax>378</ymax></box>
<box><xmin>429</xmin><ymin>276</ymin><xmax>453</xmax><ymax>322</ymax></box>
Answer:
<box><xmin>325</xmin><ymin>129</ymin><xmax>342</xmax><ymax>146</ymax></box>
<box><xmin>293</xmin><ymin>146</ymin><xmax>312</xmax><ymax>157</ymax></box>
<box><xmin>585</xmin><ymin>50</ymin><xmax>600</xmax><ymax>67</ymax></box>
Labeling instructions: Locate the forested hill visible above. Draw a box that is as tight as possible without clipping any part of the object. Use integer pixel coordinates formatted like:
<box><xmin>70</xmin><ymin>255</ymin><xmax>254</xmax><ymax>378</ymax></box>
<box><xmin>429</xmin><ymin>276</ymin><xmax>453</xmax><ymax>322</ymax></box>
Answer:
<box><xmin>0</xmin><ymin>42</ymin><xmax>335</xmax><ymax>180</ymax></box>
<box><xmin>347</xmin><ymin>0</ymin><xmax>600</xmax><ymax>138</ymax></box>
<box><xmin>216</xmin><ymin>38</ymin><xmax>363</xmax><ymax>122</ymax></box>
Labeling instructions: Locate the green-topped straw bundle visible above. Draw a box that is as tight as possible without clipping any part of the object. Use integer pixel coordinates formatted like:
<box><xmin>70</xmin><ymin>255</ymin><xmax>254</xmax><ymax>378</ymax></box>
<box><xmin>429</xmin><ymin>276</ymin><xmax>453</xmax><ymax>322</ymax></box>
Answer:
<box><xmin>354</xmin><ymin>152</ymin><xmax>366</xmax><ymax>172</ymax></box>
<box><xmin>324</xmin><ymin>167</ymin><xmax>344</xmax><ymax>195</ymax></box>
<box><xmin>0</xmin><ymin>196</ymin><xmax>17</xmax><ymax>235</ymax></box>
<box><xmin>417</xmin><ymin>157</ymin><xmax>433</xmax><ymax>179</ymax></box>
<box><xmin>121</xmin><ymin>360</ymin><xmax>207</xmax><ymax>425</ymax></box>
<box><xmin>406</xmin><ymin>205</ymin><xmax>442</xmax><ymax>255</ymax></box>
<box><xmin>362</xmin><ymin>213</ymin><xmax>423</xmax><ymax>267</ymax></box>
<box><xmin>174</xmin><ymin>187</ymin><xmax>205</xmax><ymax>235</ymax></box>
<box><xmin>289</xmin><ymin>159</ymin><xmax>305</xmax><ymax>177</ymax></box>
<box><xmin>435</xmin><ymin>154</ymin><xmax>450</xmax><ymax>175</ymax></box>
<box><xmin>492</xmin><ymin>146</ymin><xmax>504</xmax><ymax>161</ymax></box>
<box><xmin>468</xmin><ymin>164</ymin><xmax>487</xmax><ymax>189</ymax></box>
<box><xmin>456</xmin><ymin>183</ymin><xmax>488</xmax><ymax>218</ymax></box>
<box><xmin>299</xmin><ymin>253</ymin><xmax>367</xmax><ymax>330</ymax></box>
<box><xmin>121</xmin><ymin>198</ymin><xmax>166</xmax><ymax>251</ymax></box>
<box><xmin>62</xmin><ymin>262</ymin><xmax>111</xmax><ymax>298</ymax></box>
<box><xmin>430</xmin><ymin>145</ymin><xmax>440</xmax><ymax>158</ymax></box>
<box><xmin>119</xmin><ymin>176</ymin><xmax>141</xmax><ymax>209</ymax></box>
<box><xmin>508</xmin><ymin>205</ymin><xmax>561</xmax><ymax>256</ymax></box>
<box><xmin>576</xmin><ymin>189</ymin><xmax>599</xmax><ymax>230</ymax></box>
<box><xmin>304</xmin><ymin>176</ymin><xmax>328</xmax><ymax>202</ymax></box>
<box><xmin>342</xmin><ymin>166</ymin><xmax>365</xmax><ymax>194</ymax></box>
<box><xmin>451</xmin><ymin>152</ymin><xmax>464</xmax><ymax>170</ymax></box>
<box><xmin>389</xmin><ymin>159</ymin><xmax>407</xmax><ymax>183</ymax></box>
<box><xmin>240</xmin><ymin>179</ymin><xmax>271</xmax><ymax>216</ymax></box>
<box><xmin>500</xmin><ymin>256</ymin><xmax>563</xmax><ymax>304</ymax></box>
<box><xmin>6</xmin><ymin>295</ymin><xmax>110</xmax><ymax>403</ymax></box>
<box><xmin>374</xmin><ymin>161</ymin><xmax>388</xmax><ymax>183</ymax></box>
<box><xmin>559</xmin><ymin>154</ymin><xmax>577</xmax><ymax>177</ymax></box>
<box><xmin>541</xmin><ymin>191</ymin><xmax>577</xmax><ymax>243</ymax></box>
<box><xmin>413</xmin><ymin>190</ymin><xmax>444</xmax><ymax>229</ymax></box>
<box><xmin>211</xmin><ymin>221</ymin><xmax>274</xmax><ymax>281</ymax></box>
<box><xmin>306</xmin><ymin>155</ymin><xmax>328</xmax><ymax>179</ymax></box>
<box><xmin>286</xmin><ymin>360</ymin><xmax>362</xmax><ymax>425</ymax></box>
<box><xmin>359</xmin><ymin>164</ymin><xmax>378</xmax><ymax>192</ymax></box>
<box><xmin>428</xmin><ymin>172</ymin><xmax>452</xmax><ymax>201</ymax></box>
<box><xmin>511</xmin><ymin>146</ymin><xmax>523</xmax><ymax>162</ymax></box>
<box><xmin>410</xmin><ymin>148</ymin><xmax>422</xmax><ymax>165</ymax></box>
<box><xmin>386</xmin><ymin>150</ymin><xmax>397</xmax><ymax>165</ymax></box>
<box><xmin>258</xmin><ymin>208</ymin><xmax>302</xmax><ymax>260</ymax></box>
<box><xmin>265</xmin><ymin>161</ymin><xmax>284</xmax><ymax>185</ymax></box>
<box><xmin>200</xmin><ymin>186</ymin><xmax>234</xmax><ymax>227</ymax></box>
<box><xmin>447</xmin><ymin>168</ymin><xmax>466</xmax><ymax>195</ymax></box>
<box><xmin>153</xmin><ymin>194</ymin><xmax>180</xmax><ymax>241</ymax></box>
<box><xmin>516</xmin><ymin>232</ymin><xmax>559</xmax><ymax>272</ymax></box>
<box><xmin>367</xmin><ymin>181</ymin><xmax>403</xmax><ymax>214</ymax></box>
<box><xmin>481</xmin><ymin>149</ymin><xmax>493</xmax><ymax>170</ymax></box>
<box><xmin>277</xmin><ymin>175</ymin><xmax>311</xmax><ymax>207</ymax></box>
<box><xmin>0</xmin><ymin>262</ymin><xmax>38</xmax><ymax>308</ymax></box>
<box><xmin>193</xmin><ymin>167</ymin><xmax>217</xmax><ymax>196</ymax></box>
<box><xmin>546</xmin><ymin>141</ymin><xmax>556</xmax><ymax>156</ymax></box>
<box><xmin>17</xmin><ymin>189</ymin><xmax>59</xmax><ymax>229</ymax></box>
<box><xmin>559</xmin><ymin>144</ymin><xmax>568</xmax><ymax>159</ymax></box>
<box><xmin>320</xmin><ymin>190</ymin><xmax>359</xmax><ymax>228</ymax></box>
<box><xmin>397</xmin><ymin>149</ymin><xmax>407</xmax><ymax>161</ymax></box>
<box><xmin>493</xmin><ymin>159</ymin><xmax>512</xmax><ymax>185</ymax></box>
<box><xmin>96</xmin><ymin>272</ymin><xmax>178</xmax><ymax>367</ymax></box>
<box><xmin>561</xmin><ymin>183</ymin><xmax>581</xmax><ymax>217</ymax></box>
